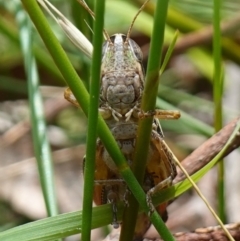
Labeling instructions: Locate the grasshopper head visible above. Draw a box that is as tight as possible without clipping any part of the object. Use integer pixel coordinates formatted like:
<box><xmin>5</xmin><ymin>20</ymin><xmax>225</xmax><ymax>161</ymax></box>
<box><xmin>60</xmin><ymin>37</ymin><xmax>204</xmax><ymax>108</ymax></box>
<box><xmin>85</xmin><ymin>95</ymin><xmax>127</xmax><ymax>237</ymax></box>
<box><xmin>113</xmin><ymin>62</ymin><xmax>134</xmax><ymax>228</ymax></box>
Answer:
<box><xmin>102</xmin><ymin>33</ymin><xmax>143</xmax><ymax>64</ymax></box>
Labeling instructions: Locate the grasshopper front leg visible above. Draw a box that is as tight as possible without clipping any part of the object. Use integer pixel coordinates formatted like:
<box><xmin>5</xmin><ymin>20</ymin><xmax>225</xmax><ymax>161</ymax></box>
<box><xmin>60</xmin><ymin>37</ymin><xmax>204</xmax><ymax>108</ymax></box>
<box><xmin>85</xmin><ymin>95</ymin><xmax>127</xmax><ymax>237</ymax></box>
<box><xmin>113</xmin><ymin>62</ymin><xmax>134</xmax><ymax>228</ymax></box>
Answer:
<box><xmin>64</xmin><ymin>87</ymin><xmax>80</xmax><ymax>108</ymax></box>
<box><xmin>138</xmin><ymin>109</ymin><xmax>181</xmax><ymax>120</ymax></box>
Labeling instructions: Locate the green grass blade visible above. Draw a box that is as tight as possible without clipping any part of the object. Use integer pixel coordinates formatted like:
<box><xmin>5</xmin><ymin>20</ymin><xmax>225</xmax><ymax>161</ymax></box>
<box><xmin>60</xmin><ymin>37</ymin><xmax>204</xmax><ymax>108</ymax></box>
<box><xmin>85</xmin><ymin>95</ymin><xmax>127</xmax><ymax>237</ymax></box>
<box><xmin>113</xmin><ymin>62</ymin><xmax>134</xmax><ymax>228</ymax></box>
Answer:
<box><xmin>120</xmin><ymin>1</ymin><xmax>175</xmax><ymax>241</ymax></box>
<box><xmin>0</xmin><ymin>204</ymin><xmax>124</xmax><ymax>241</ymax></box>
<box><xmin>213</xmin><ymin>0</ymin><xmax>225</xmax><ymax>222</ymax></box>
<box><xmin>15</xmin><ymin>1</ymin><xmax>59</xmax><ymax>218</ymax></box>
<box><xmin>81</xmin><ymin>1</ymin><xmax>105</xmax><ymax>240</ymax></box>
<box><xmin>160</xmin><ymin>30</ymin><xmax>179</xmax><ymax>75</ymax></box>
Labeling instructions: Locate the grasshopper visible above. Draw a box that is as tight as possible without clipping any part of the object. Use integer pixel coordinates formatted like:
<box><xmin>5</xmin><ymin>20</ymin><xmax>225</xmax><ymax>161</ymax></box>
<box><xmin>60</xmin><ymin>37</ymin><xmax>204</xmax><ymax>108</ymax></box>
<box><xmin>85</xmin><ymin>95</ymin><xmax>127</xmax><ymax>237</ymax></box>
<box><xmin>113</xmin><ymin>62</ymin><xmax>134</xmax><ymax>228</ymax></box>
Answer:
<box><xmin>41</xmin><ymin>0</ymin><xmax>180</xmax><ymax>238</ymax></box>
<box><xmin>64</xmin><ymin>1</ymin><xmax>180</xmax><ymax>239</ymax></box>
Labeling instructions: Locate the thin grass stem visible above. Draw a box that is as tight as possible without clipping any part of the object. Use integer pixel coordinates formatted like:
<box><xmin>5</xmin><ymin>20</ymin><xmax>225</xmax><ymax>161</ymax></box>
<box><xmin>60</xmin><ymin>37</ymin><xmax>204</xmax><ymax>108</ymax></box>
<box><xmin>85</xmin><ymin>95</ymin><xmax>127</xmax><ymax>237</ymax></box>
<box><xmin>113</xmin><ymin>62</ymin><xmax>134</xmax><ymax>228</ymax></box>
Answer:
<box><xmin>213</xmin><ymin>0</ymin><xmax>225</xmax><ymax>222</ymax></box>
<box><xmin>81</xmin><ymin>0</ymin><xmax>105</xmax><ymax>240</ymax></box>
<box><xmin>16</xmin><ymin>1</ymin><xmax>59</xmax><ymax>219</ymax></box>
<box><xmin>120</xmin><ymin>0</ymin><xmax>175</xmax><ymax>240</ymax></box>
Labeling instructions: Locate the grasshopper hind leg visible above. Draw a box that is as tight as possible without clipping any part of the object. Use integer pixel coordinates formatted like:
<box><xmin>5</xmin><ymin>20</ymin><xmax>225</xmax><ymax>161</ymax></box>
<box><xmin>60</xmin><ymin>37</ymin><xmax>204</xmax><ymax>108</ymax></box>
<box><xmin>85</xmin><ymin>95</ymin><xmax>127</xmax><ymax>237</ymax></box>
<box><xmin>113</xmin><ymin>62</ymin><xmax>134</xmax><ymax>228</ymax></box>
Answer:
<box><xmin>146</xmin><ymin>176</ymin><xmax>173</xmax><ymax>216</ymax></box>
<box><xmin>145</xmin><ymin>134</ymin><xmax>177</xmax><ymax>218</ymax></box>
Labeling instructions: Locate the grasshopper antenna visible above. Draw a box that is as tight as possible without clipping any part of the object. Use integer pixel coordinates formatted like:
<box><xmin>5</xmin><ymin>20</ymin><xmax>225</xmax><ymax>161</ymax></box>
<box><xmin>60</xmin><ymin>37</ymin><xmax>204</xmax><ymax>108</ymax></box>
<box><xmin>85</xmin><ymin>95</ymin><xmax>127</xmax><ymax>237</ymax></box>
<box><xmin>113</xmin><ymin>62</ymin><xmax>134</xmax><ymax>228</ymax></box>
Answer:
<box><xmin>126</xmin><ymin>0</ymin><xmax>151</xmax><ymax>41</ymax></box>
<box><xmin>77</xmin><ymin>0</ymin><xmax>111</xmax><ymax>43</ymax></box>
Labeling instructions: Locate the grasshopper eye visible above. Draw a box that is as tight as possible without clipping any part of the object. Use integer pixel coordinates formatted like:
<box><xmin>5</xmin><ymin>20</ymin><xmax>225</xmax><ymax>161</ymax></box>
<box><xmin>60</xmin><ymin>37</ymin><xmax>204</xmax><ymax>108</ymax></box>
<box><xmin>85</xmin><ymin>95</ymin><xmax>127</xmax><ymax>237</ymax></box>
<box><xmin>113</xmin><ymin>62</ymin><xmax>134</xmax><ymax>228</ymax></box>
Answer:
<box><xmin>128</xmin><ymin>39</ymin><xmax>143</xmax><ymax>63</ymax></box>
<box><xmin>102</xmin><ymin>40</ymin><xmax>109</xmax><ymax>59</ymax></box>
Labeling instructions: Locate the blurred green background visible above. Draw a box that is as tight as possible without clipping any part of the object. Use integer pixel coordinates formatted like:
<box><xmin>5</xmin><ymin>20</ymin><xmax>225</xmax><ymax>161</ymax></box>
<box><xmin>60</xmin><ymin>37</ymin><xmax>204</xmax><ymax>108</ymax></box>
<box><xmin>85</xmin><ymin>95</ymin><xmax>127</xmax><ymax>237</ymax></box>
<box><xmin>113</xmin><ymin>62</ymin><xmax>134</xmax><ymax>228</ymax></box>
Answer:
<box><xmin>0</xmin><ymin>0</ymin><xmax>240</xmax><ymax>240</ymax></box>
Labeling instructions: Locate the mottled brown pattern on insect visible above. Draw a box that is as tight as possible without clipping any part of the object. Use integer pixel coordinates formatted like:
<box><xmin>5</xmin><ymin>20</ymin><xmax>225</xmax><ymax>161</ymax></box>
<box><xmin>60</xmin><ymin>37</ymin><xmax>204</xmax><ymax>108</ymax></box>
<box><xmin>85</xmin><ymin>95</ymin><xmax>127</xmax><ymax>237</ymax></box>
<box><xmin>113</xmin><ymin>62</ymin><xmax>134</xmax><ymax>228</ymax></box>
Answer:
<box><xmin>63</xmin><ymin>1</ymin><xmax>180</xmax><ymax>238</ymax></box>
<box><xmin>93</xmin><ymin>117</ymin><xmax>178</xmax><ymax>237</ymax></box>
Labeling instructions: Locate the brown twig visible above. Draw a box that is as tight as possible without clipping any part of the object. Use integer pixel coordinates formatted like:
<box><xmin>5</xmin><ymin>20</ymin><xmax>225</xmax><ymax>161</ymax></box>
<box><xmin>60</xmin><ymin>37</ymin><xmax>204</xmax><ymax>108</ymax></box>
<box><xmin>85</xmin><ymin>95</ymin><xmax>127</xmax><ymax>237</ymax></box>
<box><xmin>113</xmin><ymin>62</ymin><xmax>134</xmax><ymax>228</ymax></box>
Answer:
<box><xmin>141</xmin><ymin>12</ymin><xmax>240</xmax><ymax>63</ymax></box>
<box><xmin>165</xmin><ymin>12</ymin><xmax>240</xmax><ymax>55</ymax></box>
<box><xmin>103</xmin><ymin>223</ymin><xmax>240</xmax><ymax>241</ymax></box>
<box><xmin>174</xmin><ymin>117</ymin><xmax>240</xmax><ymax>184</ymax></box>
<box><xmin>152</xmin><ymin>223</ymin><xmax>240</xmax><ymax>241</ymax></box>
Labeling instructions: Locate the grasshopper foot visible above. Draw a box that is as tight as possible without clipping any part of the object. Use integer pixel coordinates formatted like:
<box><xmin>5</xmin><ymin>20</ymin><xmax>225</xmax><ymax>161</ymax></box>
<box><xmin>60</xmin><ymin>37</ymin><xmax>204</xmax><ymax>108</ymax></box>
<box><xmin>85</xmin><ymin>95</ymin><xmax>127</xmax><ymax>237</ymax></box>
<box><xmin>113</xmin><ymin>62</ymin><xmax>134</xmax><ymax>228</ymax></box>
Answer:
<box><xmin>107</xmin><ymin>188</ymin><xmax>120</xmax><ymax>229</ymax></box>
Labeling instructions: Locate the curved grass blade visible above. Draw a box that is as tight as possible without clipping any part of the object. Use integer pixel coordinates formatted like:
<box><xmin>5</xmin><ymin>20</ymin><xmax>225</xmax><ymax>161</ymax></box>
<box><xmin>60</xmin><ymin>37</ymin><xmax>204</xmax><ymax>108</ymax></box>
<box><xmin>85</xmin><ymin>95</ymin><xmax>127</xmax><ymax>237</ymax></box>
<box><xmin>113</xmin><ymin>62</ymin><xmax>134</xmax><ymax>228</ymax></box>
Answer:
<box><xmin>0</xmin><ymin>204</ymin><xmax>124</xmax><ymax>241</ymax></box>
<box><xmin>160</xmin><ymin>30</ymin><xmax>179</xmax><ymax>75</ymax></box>
<box><xmin>120</xmin><ymin>1</ymin><xmax>175</xmax><ymax>240</ymax></box>
<box><xmin>15</xmin><ymin>1</ymin><xmax>59</xmax><ymax>218</ymax></box>
<box><xmin>213</xmin><ymin>0</ymin><xmax>225</xmax><ymax>222</ymax></box>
